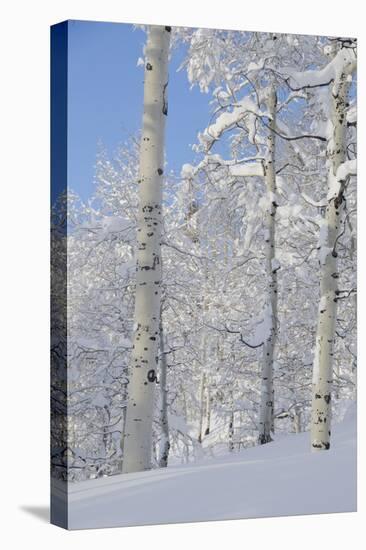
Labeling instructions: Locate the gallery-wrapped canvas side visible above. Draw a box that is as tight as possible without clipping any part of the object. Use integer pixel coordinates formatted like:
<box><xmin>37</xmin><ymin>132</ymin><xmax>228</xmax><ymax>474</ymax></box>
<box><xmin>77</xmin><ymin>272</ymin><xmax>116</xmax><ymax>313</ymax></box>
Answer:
<box><xmin>50</xmin><ymin>20</ymin><xmax>69</xmax><ymax>530</ymax></box>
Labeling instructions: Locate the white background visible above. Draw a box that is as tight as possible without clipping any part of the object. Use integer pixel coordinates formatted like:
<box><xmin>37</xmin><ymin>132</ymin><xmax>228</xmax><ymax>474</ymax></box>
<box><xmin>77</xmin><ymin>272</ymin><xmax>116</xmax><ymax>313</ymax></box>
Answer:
<box><xmin>0</xmin><ymin>0</ymin><xmax>363</xmax><ymax>548</ymax></box>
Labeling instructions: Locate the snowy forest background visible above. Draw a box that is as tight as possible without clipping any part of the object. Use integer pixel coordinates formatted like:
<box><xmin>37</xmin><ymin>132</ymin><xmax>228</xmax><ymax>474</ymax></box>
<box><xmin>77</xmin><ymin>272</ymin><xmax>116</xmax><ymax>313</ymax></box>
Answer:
<box><xmin>51</xmin><ymin>23</ymin><xmax>356</xmax><ymax>494</ymax></box>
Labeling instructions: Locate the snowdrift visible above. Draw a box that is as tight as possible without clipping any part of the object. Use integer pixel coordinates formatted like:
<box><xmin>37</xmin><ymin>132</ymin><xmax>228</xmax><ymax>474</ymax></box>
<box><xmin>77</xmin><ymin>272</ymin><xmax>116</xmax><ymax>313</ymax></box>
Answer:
<box><xmin>66</xmin><ymin>407</ymin><xmax>356</xmax><ymax>529</ymax></box>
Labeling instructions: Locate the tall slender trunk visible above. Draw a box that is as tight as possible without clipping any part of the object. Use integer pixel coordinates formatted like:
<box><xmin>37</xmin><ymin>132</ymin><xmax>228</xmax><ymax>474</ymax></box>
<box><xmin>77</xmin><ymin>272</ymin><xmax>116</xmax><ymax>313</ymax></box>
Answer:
<box><xmin>198</xmin><ymin>263</ymin><xmax>209</xmax><ymax>444</ymax></box>
<box><xmin>103</xmin><ymin>406</ymin><xmax>111</xmax><ymax>458</ymax></box>
<box><xmin>122</xmin><ymin>25</ymin><xmax>171</xmax><ymax>473</ymax></box>
<box><xmin>204</xmin><ymin>383</ymin><xmax>211</xmax><ymax>436</ymax></box>
<box><xmin>198</xmin><ymin>371</ymin><xmax>206</xmax><ymax>443</ymax></box>
<box><xmin>311</xmin><ymin>49</ymin><xmax>355</xmax><ymax>451</ymax></box>
<box><xmin>228</xmin><ymin>390</ymin><xmax>235</xmax><ymax>452</ymax></box>
<box><xmin>158</xmin><ymin>308</ymin><xmax>170</xmax><ymax>467</ymax></box>
<box><xmin>258</xmin><ymin>86</ymin><xmax>278</xmax><ymax>445</ymax></box>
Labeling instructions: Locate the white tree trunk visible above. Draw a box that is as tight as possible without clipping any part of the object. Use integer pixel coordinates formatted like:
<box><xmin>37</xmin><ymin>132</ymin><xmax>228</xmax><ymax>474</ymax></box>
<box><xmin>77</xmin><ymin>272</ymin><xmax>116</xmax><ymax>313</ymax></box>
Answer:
<box><xmin>228</xmin><ymin>390</ymin><xmax>235</xmax><ymax>452</ymax></box>
<box><xmin>198</xmin><ymin>264</ymin><xmax>209</xmax><ymax>444</ymax></box>
<box><xmin>204</xmin><ymin>382</ymin><xmax>211</xmax><ymax>436</ymax></box>
<box><xmin>258</xmin><ymin>86</ymin><xmax>278</xmax><ymax>445</ymax></box>
<box><xmin>122</xmin><ymin>25</ymin><xmax>171</xmax><ymax>473</ymax></box>
<box><xmin>311</xmin><ymin>49</ymin><xmax>355</xmax><ymax>451</ymax></box>
<box><xmin>158</xmin><ymin>310</ymin><xmax>170</xmax><ymax>468</ymax></box>
<box><xmin>198</xmin><ymin>371</ymin><xmax>206</xmax><ymax>443</ymax></box>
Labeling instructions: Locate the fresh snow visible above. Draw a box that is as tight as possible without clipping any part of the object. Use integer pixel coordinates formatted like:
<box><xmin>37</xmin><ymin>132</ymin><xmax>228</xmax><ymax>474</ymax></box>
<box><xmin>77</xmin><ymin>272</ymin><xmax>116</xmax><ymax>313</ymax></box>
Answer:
<box><xmin>327</xmin><ymin>159</ymin><xmax>357</xmax><ymax>201</ymax></box>
<box><xmin>181</xmin><ymin>163</ymin><xmax>195</xmax><ymax>178</ymax></box>
<box><xmin>252</xmin><ymin>303</ymin><xmax>273</xmax><ymax>344</ymax></box>
<box><xmin>229</xmin><ymin>162</ymin><xmax>264</xmax><ymax>177</ymax></box>
<box><xmin>287</xmin><ymin>48</ymin><xmax>356</xmax><ymax>91</ymax></box>
<box><xmin>203</xmin><ymin>97</ymin><xmax>267</xmax><ymax>144</ymax></box>
<box><xmin>63</xmin><ymin>406</ymin><xmax>356</xmax><ymax>529</ymax></box>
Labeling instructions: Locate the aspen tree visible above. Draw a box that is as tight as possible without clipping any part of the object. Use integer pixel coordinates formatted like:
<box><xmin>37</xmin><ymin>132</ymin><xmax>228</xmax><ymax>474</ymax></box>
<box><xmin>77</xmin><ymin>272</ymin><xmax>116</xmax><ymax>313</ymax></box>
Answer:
<box><xmin>158</xmin><ymin>311</ymin><xmax>170</xmax><ymax>468</ymax></box>
<box><xmin>258</xmin><ymin>86</ymin><xmax>278</xmax><ymax>444</ymax></box>
<box><xmin>311</xmin><ymin>43</ymin><xmax>356</xmax><ymax>451</ymax></box>
<box><xmin>122</xmin><ymin>25</ymin><xmax>171</xmax><ymax>473</ymax></box>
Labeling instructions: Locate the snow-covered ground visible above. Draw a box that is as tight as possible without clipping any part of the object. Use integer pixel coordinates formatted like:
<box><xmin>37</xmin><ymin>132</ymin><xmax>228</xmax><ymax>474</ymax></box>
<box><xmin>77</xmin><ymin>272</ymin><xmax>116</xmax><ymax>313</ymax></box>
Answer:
<box><xmin>64</xmin><ymin>406</ymin><xmax>356</xmax><ymax>529</ymax></box>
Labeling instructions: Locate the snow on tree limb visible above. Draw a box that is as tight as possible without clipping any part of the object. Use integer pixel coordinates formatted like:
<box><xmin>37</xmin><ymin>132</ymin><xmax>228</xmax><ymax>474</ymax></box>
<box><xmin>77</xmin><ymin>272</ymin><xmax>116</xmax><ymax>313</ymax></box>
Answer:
<box><xmin>286</xmin><ymin>47</ymin><xmax>356</xmax><ymax>91</ymax></box>
<box><xmin>229</xmin><ymin>162</ymin><xmax>264</xmax><ymax>177</ymax></box>
<box><xmin>200</xmin><ymin>97</ymin><xmax>268</xmax><ymax>149</ymax></box>
<box><xmin>327</xmin><ymin>159</ymin><xmax>357</xmax><ymax>201</ymax></box>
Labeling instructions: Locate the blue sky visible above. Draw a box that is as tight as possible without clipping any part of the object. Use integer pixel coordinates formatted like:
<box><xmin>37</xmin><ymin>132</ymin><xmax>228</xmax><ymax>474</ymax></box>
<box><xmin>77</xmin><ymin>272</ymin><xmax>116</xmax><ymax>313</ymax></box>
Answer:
<box><xmin>67</xmin><ymin>20</ymin><xmax>211</xmax><ymax>201</ymax></box>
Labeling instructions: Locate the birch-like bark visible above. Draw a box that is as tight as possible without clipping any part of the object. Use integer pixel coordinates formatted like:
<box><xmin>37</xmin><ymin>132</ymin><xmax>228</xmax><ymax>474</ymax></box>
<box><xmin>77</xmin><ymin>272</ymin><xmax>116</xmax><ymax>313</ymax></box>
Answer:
<box><xmin>204</xmin><ymin>383</ymin><xmax>211</xmax><ymax>436</ymax></box>
<box><xmin>311</xmin><ymin>47</ymin><xmax>355</xmax><ymax>451</ymax></box>
<box><xmin>228</xmin><ymin>390</ymin><xmax>235</xmax><ymax>452</ymax></box>
<box><xmin>158</xmin><ymin>309</ymin><xmax>170</xmax><ymax>468</ymax></box>
<box><xmin>198</xmin><ymin>371</ymin><xmax>206</xmax><ymax>443</ymax></box>
<box><xmin>198</xmin><ymin>264</ymin><xmax>209</xmax><ymax>444</ymax></box>
<box><xmin>103</xmin><ymin>406</ymin><xmax>111</xmax><ymax>459</ymax></box>
<box><xmin>258</xmin><ymin>86</ymin><xmax>278</xmax><ymax>445</ymax></box>
<box><xmin>122</xmin><ymin>25</ymin><xmax>171</xmax><ymax>474</ymax></box>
